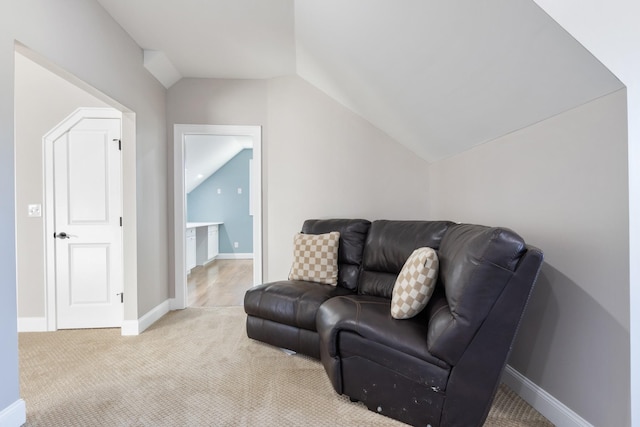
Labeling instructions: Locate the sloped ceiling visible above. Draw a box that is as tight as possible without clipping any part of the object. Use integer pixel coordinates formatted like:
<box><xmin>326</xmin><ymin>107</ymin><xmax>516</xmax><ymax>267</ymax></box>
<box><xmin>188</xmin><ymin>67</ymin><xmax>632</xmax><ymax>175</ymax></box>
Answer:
<box><xmin>185</xmin><ymin>135</ymin><xmax>253</xmax><ymax>194</ymax></box>
<box><xmin>97</xmin><ymin>0</ymin><xmax>295</xmax><ymax>79</ymax></box>
<box><xmin>295</xmin><ymin>0</ymin><xmax>623</xmax><ymax>161</ymax></box>
<box><xmin>97</xmin><ymin>0</ymin><xmax>623</xmax><ymax>162</ymax></box>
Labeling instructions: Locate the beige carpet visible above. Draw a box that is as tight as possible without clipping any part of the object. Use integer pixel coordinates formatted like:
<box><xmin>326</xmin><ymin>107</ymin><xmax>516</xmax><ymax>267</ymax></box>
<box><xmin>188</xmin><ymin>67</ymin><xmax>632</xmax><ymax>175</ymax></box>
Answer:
<box><xmin>19</xmin><ymin>307</ymin><xmax>553</xmax><ymax>426</ymax></box>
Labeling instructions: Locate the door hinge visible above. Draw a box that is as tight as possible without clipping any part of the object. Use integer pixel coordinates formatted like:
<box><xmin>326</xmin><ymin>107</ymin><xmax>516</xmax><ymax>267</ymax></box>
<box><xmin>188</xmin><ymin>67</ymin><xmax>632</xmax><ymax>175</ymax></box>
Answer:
<box><xmin>113</xmin><ymin>138</ymin><xmax>121</xmax><ymax>151</ymax></box>
<box><xmin>120</xmin><ymin>217</ymin><xmax>123</xmax><ymax>227</ymax></box>
<box><xmin>117</xmin><ymin>292</ymin><xmax>124</xmax><ymax>303</ymax></box>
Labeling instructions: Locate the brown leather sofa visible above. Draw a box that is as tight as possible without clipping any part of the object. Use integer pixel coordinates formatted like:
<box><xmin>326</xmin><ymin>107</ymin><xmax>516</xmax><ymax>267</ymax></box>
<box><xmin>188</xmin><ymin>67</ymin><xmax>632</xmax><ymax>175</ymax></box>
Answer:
<box><xmin>244</xmin><ymin>219</ymin><xmax>543</xmax><ymax>427</ymax></box>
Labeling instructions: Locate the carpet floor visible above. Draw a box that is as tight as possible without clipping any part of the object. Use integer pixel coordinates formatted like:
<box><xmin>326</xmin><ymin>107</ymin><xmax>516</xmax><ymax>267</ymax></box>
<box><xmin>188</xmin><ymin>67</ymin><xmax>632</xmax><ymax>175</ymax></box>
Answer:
<box><xmin>19</xmin><ymin>306</ymin><xmax>553</xmax><ymax>426</ymax></box>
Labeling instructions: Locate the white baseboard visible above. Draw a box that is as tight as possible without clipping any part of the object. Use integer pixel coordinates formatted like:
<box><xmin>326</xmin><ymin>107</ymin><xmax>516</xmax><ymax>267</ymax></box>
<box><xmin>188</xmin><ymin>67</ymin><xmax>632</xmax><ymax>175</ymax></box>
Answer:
<box><xmin>121</xmin><ymin>299</ymin><xmax>170</xmax><ymax>336</ymax></box>
<box><xmin>169</xmin><ymin>298</ymin><xmax>182</xmax><ymax>311</ymax></box>
<box><xmin>17</xmin><ymin>317</ymin><xmax>47</xmax><ymax>332</ymax></box>
<box><xmin>215</xmin><ymin>253</ymin><xmax>253</xmax><ymax>260</ymax></box>
<box><xmin>0</xmin><ymin>399</ymin><xmax>26</xmax><ymax>427</ymax></box>
<box><xmin>502</xmin><ymin>365</ymin><xmax>592</xmax><ymax>427</ymax></box>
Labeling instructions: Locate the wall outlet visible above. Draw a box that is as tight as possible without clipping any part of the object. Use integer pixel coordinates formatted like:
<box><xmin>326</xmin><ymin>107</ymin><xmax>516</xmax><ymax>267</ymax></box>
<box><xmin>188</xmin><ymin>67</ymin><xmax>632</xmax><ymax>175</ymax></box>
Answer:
<box><xmin>217</xmin><ymin>188</ymin><xmax>222</xmax><ymax>194</ymax></box>
<box><xmin>28</xmin><ymin>204</ymin><xmax>42</xmax><ymax>217</ymax></box>
<box><xmin>234</xmin><ymin>242</ymin><xmax>239</xmax><ymax>249</ymax></box>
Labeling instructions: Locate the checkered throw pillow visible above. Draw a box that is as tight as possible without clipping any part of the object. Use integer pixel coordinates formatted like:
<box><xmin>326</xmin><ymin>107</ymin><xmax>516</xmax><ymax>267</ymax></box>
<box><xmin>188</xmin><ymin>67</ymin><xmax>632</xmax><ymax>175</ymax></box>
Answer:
<box><xmin>288</xmin><ymin>231</ymin><xmax>340</xmax><ymax>286</ymax></box>
<box><xmin>391</xmin><ymin>247</ymin><xmax>439</xmax><ymax>319</ymax></box>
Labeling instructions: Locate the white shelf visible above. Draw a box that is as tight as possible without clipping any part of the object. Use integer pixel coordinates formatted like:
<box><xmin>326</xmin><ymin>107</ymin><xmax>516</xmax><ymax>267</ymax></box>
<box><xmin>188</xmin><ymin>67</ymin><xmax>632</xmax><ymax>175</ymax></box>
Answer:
<box><xmin>186</xmin><ymin>221</ymin><xmax>223</xmax><ymax>228</ymax></box>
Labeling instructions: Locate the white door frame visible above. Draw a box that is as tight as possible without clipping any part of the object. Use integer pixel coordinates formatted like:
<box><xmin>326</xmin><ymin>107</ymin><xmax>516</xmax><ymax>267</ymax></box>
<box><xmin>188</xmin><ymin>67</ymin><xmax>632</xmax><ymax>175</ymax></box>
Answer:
<box><xmin>44</xmin><ymin>107</ymin><xmax>123</xmax><ymax>331</ymax></box>
<box><xmin>173</xmin><ymin>124</ymin><xmax>263</xmax><ymax>310</ymax></box>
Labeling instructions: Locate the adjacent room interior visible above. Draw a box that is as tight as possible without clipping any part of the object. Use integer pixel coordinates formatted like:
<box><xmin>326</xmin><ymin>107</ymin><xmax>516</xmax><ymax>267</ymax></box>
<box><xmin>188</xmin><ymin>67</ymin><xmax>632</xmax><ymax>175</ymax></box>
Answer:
<box><xmin>184</xmin><ymin>134</ymin><xmax>255</xmax><ymax>307</ymax></box>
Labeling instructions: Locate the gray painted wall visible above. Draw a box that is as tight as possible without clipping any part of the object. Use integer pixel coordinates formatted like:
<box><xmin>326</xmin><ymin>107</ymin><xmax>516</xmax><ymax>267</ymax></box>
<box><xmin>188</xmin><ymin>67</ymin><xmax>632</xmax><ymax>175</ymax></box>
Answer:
<box><xmin>14</xmin><ymin>52</ymin><xmax>111</xmax><ymax>319</ymax></box>
<box><xmin>265</xmin><ymin>76</ymin><xmax>432</xmax><ymax>279</ymax></box>
<box><xmin>188</xmin><ymin>149</ymin><xmax>254</xmax><ymax>253</ymax></box>
<box><xmin>429</xmin><ymin>89</ymin><xmax>629</xmax><ymax>426</ymax></box>
<box><xmin>1</xmin><ymin>0</ymin><xmax>168</xmax><ymax>416</ymax></box>
<box><xmin>529</xmin><ymin>2</ymin><xmax>639</xmax><ymax>424</ymax></box>
<box><xmin>167</xmin><ymin>76</ymin><xmax>432</xmax><ymax>283</ymax></box>
<box><xmin>7</xmin><ymin>1</ymin><xmax>167</xmax><ymax>319</ymax></box>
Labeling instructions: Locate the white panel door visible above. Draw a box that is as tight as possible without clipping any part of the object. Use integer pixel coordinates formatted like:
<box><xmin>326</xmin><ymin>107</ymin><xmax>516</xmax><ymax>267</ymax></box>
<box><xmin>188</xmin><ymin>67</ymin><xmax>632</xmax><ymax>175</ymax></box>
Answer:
<box><xmin>53</xmin><ymin>117</ymin><xmax>123</xmax><ymax>329</ymax></box>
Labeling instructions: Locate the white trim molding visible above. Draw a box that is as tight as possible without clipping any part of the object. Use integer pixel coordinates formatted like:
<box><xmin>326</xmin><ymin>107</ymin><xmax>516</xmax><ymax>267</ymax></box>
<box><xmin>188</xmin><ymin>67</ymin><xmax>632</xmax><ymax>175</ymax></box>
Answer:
<box><xmin>169</xmin><ymin>298</ymin><xmax>182</xmax><ymax>311</ymax></box>
<box><xmin>0</xmin><ymin>399</ymin><xmax>26</xmax><ymax>427</ymax></box>
<box><xmin>502</xmin><ymin>365</ymin><xmax>593</xmax><ymax>427</ymax></box>
<box><xmin>43</xmin><ymin>108</ymin><xmax>127</xmax><ymax>332</ymax></box>
<box><xmin>121</xmin><ymin>300</ymin><xmax>170</xmax><ymax>336</ymax></box>
<box><xmin>215</xmin><ymin>253</ymin><xmax>254</xmax><ymax>260</ymax></box>
<box><xmin>17</xmin><ymin>317</ymin><xmax>47</xmax><ymax>332</ymax></box>
<box><xmin>174</xmin><ymin>124</ymin><xmax>263</xmax><ymax>310</ymax></box>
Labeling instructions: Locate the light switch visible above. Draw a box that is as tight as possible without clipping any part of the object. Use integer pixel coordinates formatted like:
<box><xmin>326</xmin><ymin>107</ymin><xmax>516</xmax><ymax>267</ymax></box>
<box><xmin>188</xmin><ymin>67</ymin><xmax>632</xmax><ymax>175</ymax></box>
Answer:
<box><xmin>217</xmin><ymin>188</ymin><xmax>222</xmax><ymax>194</ymax></box>
<box><xmin>28</xmin><ymin>204</ymin><xmax>42</xmax><ymax>217</ymax></box>
<box><xmin>237</xmin><ymin>187</ymin><xmax>242</xmax><ymax>194</ymax></box>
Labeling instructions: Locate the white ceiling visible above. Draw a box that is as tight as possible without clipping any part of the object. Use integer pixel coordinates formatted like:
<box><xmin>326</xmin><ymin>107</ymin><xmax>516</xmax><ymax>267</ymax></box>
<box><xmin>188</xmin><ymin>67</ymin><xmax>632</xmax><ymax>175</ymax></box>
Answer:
<box><xmin>97</xmin><ymin>0</ymin><xmax>623</xmax><ymax>162</ymax></box>
<box><xmin>295</xmin><ymin>0</ymin><xmax>623</xmax><ymax>161</ymax></box>
<box><xmin>97</xmin><ymin>0</ymin><xmax>295</xmax><ymax>79</ymax></box>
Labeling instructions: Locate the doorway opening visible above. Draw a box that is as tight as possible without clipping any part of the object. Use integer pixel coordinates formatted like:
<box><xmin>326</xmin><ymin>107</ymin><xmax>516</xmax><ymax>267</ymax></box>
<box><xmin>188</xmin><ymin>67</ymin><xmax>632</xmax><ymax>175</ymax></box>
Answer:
<box><xmin>14</xmin><ymin>45</ymin><xmax>138</xmax><ymax>334</ymax></box>
<box><xmin>173</xmin><ymin>124</ymin><xmax>262</xmax><ymax>310</ymax></box>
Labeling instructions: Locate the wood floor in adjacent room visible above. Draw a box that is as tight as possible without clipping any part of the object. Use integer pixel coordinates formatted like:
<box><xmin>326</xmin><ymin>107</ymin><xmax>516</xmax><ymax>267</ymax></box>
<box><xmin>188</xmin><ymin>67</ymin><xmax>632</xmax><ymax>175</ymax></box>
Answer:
<box><xmin>187</xmin><ymin>259</ymin><xmax>253</xmax><ymax>307</ymax></box>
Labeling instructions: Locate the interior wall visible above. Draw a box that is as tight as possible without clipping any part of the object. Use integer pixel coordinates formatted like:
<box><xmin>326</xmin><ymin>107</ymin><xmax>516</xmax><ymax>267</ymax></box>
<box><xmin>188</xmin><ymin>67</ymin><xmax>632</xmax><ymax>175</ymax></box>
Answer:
<box><xmin>265</xmin><ymin>76</ymin><xmax>431</xmax><ymax>280</ymax></box>
<box><xmin>1</xmin><ymin>0</ymin><xmax>168</xmax><ymax>415</ymax></box>
<box><xmin>188</xmin><ymin>149</ymin><xmax>253</xmax><ymax>254</ymax></box>
<box><xmin>429</xmin><ymin>89</ymin><xmax>629</xmax><ymax>426</ymax></box>
<box><xmin>4</xmin><ymin>1</ymin><xmax>168</xmax><ymax>319</ymax></box>
<box><xmin>14</xmin><ymin>52</ymin><xmax>111</xmax><ymax>319</ymax></box>
<box><xmin>528</xmin><ymin>2</ymin><xmax>640</xmax><ymax>421</ymax></box>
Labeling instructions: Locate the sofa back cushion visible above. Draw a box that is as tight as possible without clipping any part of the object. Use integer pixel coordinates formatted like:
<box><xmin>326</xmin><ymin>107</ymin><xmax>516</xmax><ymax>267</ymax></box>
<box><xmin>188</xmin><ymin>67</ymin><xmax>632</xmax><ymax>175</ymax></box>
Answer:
<box><xmin>302</xmin><ymin>219</ymin><xmax>371</xmax><ymax>291</ymax></box>
<box><xmin>358</xmin><ymin>220</ymin><xmax>453</xmax><ymax>298</ymax></box>
<box><xmin>426</xmin><ymin>223</ymin><xmax>527</xmax><ymax>365</ymax></box>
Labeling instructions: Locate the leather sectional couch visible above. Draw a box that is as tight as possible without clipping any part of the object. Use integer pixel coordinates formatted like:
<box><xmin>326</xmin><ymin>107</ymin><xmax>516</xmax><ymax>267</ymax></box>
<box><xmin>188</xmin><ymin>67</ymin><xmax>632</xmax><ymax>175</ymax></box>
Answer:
<box><xmin>244</xmin><ymin>219</ymin><xmax>543</xmax><ymax>426</ymax></box>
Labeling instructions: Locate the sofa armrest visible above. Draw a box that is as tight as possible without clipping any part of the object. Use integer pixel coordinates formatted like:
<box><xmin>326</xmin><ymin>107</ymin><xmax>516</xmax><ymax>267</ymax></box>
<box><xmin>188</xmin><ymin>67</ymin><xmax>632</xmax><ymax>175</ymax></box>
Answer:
<box><xmin>316</xmin><ymin>293</ymin><xmax>450</xmax><ymax>399</ymax></box>
<box><xmin>316</xmin><ymin>295</ymin><xmax>448</xmax><ymax>367</ymax></box>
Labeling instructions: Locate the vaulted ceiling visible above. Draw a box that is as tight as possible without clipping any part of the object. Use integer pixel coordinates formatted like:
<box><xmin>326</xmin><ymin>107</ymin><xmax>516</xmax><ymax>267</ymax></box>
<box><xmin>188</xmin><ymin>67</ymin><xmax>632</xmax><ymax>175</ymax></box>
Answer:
<box><xmin>97</xmin><ymin>0</ymin><xmax>623</xmax><ymax>162</ymax></box>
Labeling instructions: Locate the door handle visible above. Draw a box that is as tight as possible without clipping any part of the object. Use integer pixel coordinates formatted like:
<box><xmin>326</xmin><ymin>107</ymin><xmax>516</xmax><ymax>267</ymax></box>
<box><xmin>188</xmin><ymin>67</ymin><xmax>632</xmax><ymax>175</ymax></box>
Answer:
<box><xmin>54</xmin><ymin>232</ymin><xmax>76</xmax><ymax>239</ymax></box>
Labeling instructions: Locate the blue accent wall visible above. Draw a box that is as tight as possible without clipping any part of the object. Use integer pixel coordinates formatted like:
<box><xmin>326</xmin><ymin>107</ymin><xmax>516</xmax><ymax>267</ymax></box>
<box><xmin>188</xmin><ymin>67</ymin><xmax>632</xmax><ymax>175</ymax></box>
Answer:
<box><xmin>187</xmin><ymin>149</ymin><xmax>253</xmax><ymax>254</ymax></box>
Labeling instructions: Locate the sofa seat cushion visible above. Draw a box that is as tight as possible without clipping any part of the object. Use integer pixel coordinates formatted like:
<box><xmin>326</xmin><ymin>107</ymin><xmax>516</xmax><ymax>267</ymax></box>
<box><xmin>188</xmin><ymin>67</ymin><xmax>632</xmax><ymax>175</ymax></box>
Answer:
<box><xmin>244</xmin><ymin>280</ymin><xmax>353</xmax><ymax>331</ymax></box>
<box><xmin>317</xmin><ymin>294</ymin><xmax>449</xmax><ymax>370</ymax></box>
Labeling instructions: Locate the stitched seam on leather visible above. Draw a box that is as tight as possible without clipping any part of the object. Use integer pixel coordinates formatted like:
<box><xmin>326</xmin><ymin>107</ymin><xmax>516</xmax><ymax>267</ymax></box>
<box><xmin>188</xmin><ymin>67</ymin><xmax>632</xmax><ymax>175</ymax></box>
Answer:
<box><xmin>479</xmin><ymin>229</ymin><xmax>523</xmax><ymax>271</ymax></box>
<box><xmin>476</xmin><ymin>258</ymin><xmax>513</xmax><ymax>273</ymax></box>
<box><xmin>333</xmin><ymin>295</ymin><xmax>365</xmax><ymax>334</ymax></box>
